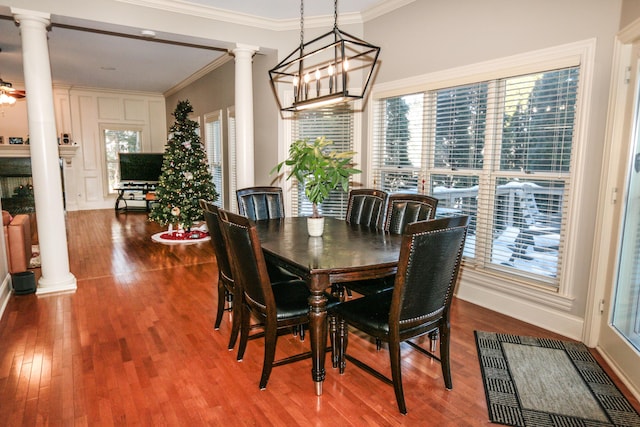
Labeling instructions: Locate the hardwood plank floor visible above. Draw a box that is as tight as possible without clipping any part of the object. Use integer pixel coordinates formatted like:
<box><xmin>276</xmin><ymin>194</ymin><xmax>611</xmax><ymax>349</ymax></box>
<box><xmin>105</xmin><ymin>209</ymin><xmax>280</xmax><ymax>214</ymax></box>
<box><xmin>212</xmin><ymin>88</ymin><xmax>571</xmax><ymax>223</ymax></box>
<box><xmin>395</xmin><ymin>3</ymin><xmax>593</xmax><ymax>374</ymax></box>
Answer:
<box><xmin>1</xmin><ymin>209</ymin><xmax>638</xmax><ymax>426</ymax></box>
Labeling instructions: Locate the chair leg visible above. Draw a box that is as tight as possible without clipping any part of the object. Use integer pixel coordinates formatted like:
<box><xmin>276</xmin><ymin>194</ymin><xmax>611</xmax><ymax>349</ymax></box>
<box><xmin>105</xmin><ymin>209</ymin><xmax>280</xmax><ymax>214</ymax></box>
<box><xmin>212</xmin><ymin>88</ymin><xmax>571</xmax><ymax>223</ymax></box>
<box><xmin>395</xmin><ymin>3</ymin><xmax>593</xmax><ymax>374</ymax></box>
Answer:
<box><xmin>227</xmin><ymin>291</ymin><xmax>233</xmax><ymax>309</ymax></box>
<box><xmin>389</xmin><ymin>339</ymin><xmax>407</xmax><ymax>415</ymax></box>
<box><xmin>227</xmin><ymin>291</ymin><xmax>242</xmax><ymax>350</ymax></box>
<box><xmin>259</xmin><ymin>324</ymin><xmax>279</xmax><ymax>390</ymax></box>
<box><xmin>376</xmin><ymin>338</ymin><xmax>382</xmax><ymax>351</ymax></box>
<box><xmin>329</xmin><ymin>315</ymin><xmax>338</xmax><ymax>368</ymax></box>
<box><xmin>338</xmin><ymin>317</ymin><xmax>347</xmax><ymax>374</ymax></box>
<box><xmin>440</xmin><ymin>326</ymin><xmax>452</xmax><ymax>390</ymax></box>
<box><xmin>291</xmin><ymin>325</ymin><xmax>305</xmax><ymax>341</ymax></box>
<box><xmin>214</xmin><ymin>280</ymin><xmax>226</xmax><ymax>330</ymax></box>
<box><xmin>429</xmin><ymin>329</ymin><xmax>439</xmax><ymax>353</ymax></box>
<box><xmin>236</xmin><ymin>304</ymin><xmax>251</xmax><ymax>361</ymax></box>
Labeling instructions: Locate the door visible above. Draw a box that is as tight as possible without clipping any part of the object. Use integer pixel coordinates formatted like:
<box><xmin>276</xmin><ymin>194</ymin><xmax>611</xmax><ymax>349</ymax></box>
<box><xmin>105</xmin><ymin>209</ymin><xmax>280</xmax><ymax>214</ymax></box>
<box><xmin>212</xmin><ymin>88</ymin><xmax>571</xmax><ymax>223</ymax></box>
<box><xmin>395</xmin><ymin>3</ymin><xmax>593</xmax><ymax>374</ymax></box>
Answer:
<box><xmin>598</xmin><ymin>42</ymin><xmax>640</xmax><ymax>395</ymax></box>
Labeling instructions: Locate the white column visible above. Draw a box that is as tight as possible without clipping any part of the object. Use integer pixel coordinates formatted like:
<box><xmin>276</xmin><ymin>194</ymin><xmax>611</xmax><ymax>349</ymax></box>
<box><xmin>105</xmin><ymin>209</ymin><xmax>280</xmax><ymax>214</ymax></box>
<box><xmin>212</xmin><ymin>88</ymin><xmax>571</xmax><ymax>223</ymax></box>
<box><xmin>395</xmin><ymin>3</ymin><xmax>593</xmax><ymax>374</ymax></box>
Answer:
<box><xmin>232</xmin><ymin>44</ymin><xmax>259</xmax><ymax>189</ymax></box>
<box><xmin>12</xmin><ymin>8</ymin><xmax>77</xmax><ymax>295</ymax></box>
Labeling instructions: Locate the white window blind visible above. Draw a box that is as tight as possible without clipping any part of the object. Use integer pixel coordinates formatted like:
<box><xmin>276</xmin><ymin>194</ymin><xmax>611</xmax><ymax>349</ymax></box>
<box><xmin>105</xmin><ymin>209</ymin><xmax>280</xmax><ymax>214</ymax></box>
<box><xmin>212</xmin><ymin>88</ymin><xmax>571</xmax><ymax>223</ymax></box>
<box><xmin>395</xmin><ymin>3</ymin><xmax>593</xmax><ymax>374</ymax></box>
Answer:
<box><xmin>204</xmin><ymin>111</ymin><xmax>224</xmax><ymax>207</ymax></box>
<box><xmin>227</xmin><ymin>107</ymin><xmax>238</xmax><ymax>213</ymax></box>
<box><xmin>292</xmin><ymin>106</ymin><xmax>354</xmax><ymax>218</ymax></box>
<box><xmin>372</xmin><ymin>67</ymin><xmax>579</xmax><ymax>288</ymax></box>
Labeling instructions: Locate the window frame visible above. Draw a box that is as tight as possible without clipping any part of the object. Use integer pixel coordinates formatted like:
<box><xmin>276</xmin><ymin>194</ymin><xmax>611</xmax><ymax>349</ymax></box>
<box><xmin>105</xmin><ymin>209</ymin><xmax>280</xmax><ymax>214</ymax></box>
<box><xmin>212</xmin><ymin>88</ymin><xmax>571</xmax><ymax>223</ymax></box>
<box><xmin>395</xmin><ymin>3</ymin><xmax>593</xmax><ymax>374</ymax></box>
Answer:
<box><xmin>101</xmin><ymin>124</ymin><xmax>144</xmax><ymax>195</ymax></box>
<box><xmin>279</xmin><ymin>94</ymin><xmax>363</xmax><ymax>218</ymax></box>
<box><xmin>368</xmin><ymin>39</ymin><xmax>596</xmax><ymax>307</ymax></box>
<box><xmin>204</xmin><ymin>110</ymin><xmax>224</xmax><ymax>208</ymax></box>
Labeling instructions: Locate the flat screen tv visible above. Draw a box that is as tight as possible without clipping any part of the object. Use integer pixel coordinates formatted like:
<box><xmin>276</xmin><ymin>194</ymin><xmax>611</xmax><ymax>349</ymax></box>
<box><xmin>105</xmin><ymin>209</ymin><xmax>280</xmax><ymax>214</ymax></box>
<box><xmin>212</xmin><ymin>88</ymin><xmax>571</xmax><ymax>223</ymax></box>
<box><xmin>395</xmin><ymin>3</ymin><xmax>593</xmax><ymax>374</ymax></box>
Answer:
<box><xmin>119</xmin><ymin>153</ymin><xmax>164</xmax><ymax>183</ymax></box>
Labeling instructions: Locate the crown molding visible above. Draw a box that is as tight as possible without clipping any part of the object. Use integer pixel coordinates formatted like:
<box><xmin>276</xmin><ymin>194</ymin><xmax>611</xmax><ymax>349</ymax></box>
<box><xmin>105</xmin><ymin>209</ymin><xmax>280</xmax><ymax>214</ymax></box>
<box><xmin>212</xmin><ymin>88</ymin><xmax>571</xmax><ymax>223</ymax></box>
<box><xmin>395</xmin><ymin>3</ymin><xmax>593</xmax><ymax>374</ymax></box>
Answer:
<box><xmin>164</xmin><ymin>54</ymin><xmax>232</xmax><ymax>97</ymax></box>
<box><xmin>115</xmin><ymin>0</ymin><xmax>413</xmax><ymax>30</ymax></box>
<box><xmin>361</xmin><ymin>0</ymin><xmax>415</xmax><ymax>22</ymax></box>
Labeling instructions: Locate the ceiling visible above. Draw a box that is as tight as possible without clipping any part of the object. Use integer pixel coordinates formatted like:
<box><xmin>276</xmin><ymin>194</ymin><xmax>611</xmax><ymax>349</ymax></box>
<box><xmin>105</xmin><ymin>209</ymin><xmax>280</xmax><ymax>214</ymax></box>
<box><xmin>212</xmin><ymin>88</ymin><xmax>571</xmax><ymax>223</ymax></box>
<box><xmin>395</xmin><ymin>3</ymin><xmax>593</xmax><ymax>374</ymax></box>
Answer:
<box><xmin>0</xmin><ymin>0</ymin><xmax>389</xmax><ymax>95</ymax></box>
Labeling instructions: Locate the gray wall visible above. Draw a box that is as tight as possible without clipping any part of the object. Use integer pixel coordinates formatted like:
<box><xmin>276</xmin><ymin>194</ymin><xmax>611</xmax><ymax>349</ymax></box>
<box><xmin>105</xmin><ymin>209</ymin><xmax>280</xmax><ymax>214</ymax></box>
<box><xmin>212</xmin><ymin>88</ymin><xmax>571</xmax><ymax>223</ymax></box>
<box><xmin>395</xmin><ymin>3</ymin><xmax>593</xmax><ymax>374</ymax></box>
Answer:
<box><xmin>620</xmin><ymin>0</ymin><xmax>640</xmax><ymax>28</ymax></box>
<box><xmin>164</xmin><ymin>49</ymin><xmax>280</xmax><ymax>206</ymax></box>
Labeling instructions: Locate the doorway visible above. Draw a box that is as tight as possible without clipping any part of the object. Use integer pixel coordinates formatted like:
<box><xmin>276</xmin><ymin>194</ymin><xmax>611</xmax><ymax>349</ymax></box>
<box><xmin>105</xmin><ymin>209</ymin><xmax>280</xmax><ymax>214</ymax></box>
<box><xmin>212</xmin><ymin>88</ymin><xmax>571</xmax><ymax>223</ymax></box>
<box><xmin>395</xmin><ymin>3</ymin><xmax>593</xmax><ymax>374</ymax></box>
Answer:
<box><xmin>595</xmin><ymin>38</ymin><xmax>640</xmax><ymax>400</ymax></box>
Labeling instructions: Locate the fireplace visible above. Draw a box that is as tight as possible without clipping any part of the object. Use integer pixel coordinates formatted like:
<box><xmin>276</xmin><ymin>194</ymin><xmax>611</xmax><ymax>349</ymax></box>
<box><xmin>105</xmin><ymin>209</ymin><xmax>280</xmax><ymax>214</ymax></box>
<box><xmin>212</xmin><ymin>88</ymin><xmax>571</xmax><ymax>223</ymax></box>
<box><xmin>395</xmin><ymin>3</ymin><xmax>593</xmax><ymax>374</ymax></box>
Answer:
<box><xmin>0</xmin><ymin>157</ymin><xmax>35</xmax><ymax>215</ymax></box>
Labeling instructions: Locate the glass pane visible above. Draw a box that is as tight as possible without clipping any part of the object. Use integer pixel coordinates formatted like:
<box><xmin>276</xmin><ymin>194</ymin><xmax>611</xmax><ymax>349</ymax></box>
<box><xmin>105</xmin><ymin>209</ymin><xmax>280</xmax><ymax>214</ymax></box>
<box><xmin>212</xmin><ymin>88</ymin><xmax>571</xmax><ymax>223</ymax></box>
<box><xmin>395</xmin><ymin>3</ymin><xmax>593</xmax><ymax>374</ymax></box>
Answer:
<box><xmin>294</xmin><ymin>107</ymin><xmax>353</xmax><ymax>218</ymax></box>
<box><xmin>434</xmin><ymin>83</ymin><xmax>487</xmax><ymax>170</ymax></box>
<box><xmin>383</xmin><ymin>94</ymin><xmax>424</xmax><ymax>169</ymax></box>
<box><xmin>612</xmin><ymin>84</ymin><xmax>640</xmax><ymax>352</ymax></box>
<box><xmin>104</xmin><ymin>129</ymin><xmax>141</xmax><ymax>192</ymax></box>
<box><xmin>501</xmin><ymin>68</ymin><xmax>579</xmax><ymax>173</ymax></box>
<box><xmin>491</xmin><ymin>178</ymin><xmax>564</xmax><ymax>281</ymax></box>
<box><xmin>380</xmin><ymin>170</ymin><xmax>420</xmax><ymax>193</ymax></box>
<box><xmin>205</xmin><ymin>118</ymin><xmax>223</xmax><ymax>207</ymax></box>
<box><xmin>430</xmin><ymin>173</ymin><xmax>478</xmax><ymax>258</ymax></box>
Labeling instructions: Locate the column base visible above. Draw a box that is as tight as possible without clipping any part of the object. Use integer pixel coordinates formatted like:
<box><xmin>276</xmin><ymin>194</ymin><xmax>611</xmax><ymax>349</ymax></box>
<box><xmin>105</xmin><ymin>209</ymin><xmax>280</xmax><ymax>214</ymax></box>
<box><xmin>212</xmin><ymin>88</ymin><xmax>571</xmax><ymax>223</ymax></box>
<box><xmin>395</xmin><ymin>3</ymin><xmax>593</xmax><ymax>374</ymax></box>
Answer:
<box><xmin>36</xmin><ymin>273</ymin><xmax>77</xmax><ymax>295</ymax></box>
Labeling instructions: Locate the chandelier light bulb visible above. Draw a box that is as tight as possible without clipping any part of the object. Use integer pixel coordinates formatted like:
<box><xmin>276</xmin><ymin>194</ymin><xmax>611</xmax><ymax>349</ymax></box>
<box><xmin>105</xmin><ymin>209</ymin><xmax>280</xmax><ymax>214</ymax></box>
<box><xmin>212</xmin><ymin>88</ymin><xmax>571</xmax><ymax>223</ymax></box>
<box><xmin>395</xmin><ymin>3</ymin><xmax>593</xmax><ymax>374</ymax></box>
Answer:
<box><xmin>304</xmin><ymin>72</ymin><xmax>310</xmax><ymax>99</ymax></box>
<box><xmin>343</xmin><ymin>58</ymin><xmax>350</xmax><ymax>72</ymax></box>
<box><xmin>328</xmin><ymin>64</ymin><xmax>335</xmax><ymax>93</ymax></box>
<box><xmin>0</xmin><ymin>92</ymin><xmax>16</xmax><ymax>105</ymax></box>
<box><xmin>315</xmin><ymin>69</ymin><xmax>321</xmax><ymax>96</ymax></box>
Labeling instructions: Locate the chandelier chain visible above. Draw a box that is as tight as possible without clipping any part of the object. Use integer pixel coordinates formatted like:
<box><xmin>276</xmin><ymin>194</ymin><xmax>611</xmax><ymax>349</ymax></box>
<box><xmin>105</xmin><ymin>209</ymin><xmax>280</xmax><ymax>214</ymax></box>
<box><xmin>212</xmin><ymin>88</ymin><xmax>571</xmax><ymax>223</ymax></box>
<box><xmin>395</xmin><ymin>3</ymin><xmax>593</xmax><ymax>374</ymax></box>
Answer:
<box><xmin>299</xmin><ymin>0</ymin><xmax>304</xmax><ymax>48</ymax></box>
<box><xmin>334</xmin><ymin>0</ymin><xmax>338</xmax><ymax>29</ymax></box>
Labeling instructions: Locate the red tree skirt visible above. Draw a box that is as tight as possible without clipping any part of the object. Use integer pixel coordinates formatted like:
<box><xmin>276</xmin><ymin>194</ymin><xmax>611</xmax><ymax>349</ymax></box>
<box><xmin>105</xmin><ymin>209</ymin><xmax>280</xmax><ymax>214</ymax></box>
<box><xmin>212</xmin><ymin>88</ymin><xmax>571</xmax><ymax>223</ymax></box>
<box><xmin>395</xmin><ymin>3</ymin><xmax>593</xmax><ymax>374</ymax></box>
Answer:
<box><xmin>151</xmin><ymin>229</ymin><xmax>210</xmax><ymax>244</ymax></box>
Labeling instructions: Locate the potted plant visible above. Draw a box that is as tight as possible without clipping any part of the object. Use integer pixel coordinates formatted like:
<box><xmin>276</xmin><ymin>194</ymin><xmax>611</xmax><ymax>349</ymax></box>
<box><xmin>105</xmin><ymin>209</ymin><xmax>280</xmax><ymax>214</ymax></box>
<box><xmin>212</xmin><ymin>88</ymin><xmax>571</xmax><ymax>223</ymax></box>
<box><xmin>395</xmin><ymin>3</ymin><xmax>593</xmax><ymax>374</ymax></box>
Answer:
<box><xmin>272</xmin><ymin>136</ymin><xmax>361</xmax><ymax>236</ymax></box>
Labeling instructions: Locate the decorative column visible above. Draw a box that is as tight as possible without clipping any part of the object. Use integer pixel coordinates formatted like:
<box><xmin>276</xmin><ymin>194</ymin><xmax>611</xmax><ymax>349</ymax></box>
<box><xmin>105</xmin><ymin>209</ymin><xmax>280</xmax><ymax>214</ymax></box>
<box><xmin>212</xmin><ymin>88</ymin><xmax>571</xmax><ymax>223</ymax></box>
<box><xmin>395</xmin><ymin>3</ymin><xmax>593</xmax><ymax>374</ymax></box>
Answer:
<box><xmin>232</xmin><ymin>44</ymin><xmax>259</xmax><ymax>189</ymax></box>
<box><xmin>12</xmin><ymin>8</ymin><xmax>77</xmax><ymax>294</ymax></box>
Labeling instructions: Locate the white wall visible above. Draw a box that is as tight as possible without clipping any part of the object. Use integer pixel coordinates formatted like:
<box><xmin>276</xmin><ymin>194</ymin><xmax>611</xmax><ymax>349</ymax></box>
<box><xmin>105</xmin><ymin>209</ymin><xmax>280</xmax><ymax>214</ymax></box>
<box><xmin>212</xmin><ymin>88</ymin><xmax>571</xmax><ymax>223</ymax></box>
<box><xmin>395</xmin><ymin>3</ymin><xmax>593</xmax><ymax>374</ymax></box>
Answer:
<box><xmin>68</xmin><ymin>88</ymin><xmax>166</xmax><ymax>211</ymax></box>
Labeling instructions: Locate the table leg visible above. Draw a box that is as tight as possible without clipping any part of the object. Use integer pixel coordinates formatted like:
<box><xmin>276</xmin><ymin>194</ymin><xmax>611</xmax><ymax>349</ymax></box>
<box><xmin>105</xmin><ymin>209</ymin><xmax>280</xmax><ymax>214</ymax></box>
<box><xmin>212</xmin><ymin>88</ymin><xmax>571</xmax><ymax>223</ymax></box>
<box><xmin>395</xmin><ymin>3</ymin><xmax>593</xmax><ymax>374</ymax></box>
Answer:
<box><xmin>308</xmin><ymin>274</ymin><xmax>329</xmax><ymax>396</ymax></box>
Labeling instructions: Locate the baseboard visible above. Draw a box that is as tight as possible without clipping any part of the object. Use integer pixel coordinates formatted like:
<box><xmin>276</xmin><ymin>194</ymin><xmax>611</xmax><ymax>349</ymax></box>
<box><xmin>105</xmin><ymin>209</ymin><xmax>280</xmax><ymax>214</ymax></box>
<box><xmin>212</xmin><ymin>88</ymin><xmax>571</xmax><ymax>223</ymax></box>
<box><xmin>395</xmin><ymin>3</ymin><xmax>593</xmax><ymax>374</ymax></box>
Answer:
<box><xmin>0</xmin><ymin>273</ymin><xmax>11</xmax><ymax>322</ymax></box>
<box><xmin>456</xmin><ymin>278</ymin><xmax>584</xmax><ymax>341</ymax></box>
<box><xmin>596</xmin><ymin>346</ymin><xmax>640</xmax><ymax>403</ymax></box>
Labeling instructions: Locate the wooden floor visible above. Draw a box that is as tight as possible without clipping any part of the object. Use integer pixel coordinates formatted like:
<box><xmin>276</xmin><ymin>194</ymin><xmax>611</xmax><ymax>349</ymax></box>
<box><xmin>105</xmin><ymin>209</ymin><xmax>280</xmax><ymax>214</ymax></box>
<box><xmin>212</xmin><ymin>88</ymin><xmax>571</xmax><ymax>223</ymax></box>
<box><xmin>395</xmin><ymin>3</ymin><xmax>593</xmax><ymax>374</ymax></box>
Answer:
<box><xmin>1</xmin><ymin>209</ymin><xmax>638</xmax><ymax>426</ymax></box>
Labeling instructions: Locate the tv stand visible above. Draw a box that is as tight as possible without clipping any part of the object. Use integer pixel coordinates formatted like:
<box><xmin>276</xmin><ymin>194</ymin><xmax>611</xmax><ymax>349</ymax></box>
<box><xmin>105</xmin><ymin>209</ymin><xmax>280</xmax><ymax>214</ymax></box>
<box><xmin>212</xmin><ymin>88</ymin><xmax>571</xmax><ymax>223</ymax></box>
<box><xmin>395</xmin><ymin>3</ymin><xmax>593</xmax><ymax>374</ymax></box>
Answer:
<box><xmin>115</xmin><ymin>182</ymin><xmax>157</xmax><ymax>212</ymax></box>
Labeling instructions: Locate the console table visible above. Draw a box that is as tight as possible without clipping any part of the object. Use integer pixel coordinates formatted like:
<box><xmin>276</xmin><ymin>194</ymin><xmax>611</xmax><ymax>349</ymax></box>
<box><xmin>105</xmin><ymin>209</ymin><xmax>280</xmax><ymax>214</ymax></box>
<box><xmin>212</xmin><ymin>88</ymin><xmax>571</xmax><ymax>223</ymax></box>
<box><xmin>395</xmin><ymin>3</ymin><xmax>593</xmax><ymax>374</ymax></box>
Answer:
<box><xmin>114</xmin><ymin>183</ymin><xmax>157</xmax><ymax>212</ymax></box>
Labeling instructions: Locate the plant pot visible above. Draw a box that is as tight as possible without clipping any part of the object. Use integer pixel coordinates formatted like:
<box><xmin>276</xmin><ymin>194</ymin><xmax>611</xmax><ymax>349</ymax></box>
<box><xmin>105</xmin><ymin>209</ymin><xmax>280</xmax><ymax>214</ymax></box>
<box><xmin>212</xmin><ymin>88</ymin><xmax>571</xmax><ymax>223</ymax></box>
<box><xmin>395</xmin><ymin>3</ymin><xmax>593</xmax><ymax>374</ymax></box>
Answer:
<box><xmin>307</xmin><ymin>217</ymin><xmax>325</xmax><ymax>237</ymax></box>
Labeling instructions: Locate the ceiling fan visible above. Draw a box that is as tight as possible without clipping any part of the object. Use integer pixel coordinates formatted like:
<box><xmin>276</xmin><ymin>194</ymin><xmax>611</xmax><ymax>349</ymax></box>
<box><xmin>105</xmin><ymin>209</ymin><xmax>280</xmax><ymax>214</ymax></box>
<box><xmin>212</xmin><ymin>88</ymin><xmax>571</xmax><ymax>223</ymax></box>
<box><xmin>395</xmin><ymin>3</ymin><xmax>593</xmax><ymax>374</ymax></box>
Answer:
<box><xmin>0</xmin><ymin>78</ymin><xmax>26</xmax><ymax>105</ymax></box>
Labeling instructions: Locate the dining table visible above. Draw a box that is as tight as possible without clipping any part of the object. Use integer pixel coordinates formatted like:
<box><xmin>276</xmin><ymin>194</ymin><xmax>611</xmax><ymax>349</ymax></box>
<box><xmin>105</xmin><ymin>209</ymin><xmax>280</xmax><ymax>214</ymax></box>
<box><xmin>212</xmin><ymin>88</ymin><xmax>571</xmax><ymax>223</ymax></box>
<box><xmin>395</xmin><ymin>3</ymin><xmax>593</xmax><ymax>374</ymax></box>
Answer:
<box><xmin>254</xmin><ymin>216</ymin><xmax>404</xmax><ymax>395</ymax></box>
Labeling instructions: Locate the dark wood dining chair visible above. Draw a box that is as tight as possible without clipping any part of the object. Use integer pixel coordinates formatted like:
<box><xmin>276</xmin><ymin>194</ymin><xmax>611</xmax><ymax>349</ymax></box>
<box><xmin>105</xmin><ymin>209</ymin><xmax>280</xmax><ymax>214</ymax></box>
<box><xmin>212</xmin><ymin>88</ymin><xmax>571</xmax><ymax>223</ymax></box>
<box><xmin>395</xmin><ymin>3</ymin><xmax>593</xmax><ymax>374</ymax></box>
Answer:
<box><xmin>345</xmin><ymin>188</ymin><xmax>388</xmax><ymax>229</ymax></box>
<box><xmin>199</xmin><ymin>199</ymin><xmax>241</xmax><ymax>350</ymax></box>
<box><xmin>332</xmin><ymin>215</ymin><xmax>469</xmax><ymax>414</ymax></box>
<box><xmin>217</xmin><ymin>209</ymin><xmax>340</xmax><ymax>389</ymax></box>
<box><xmin>235</xmin><ymin>185</ymin><xmax>301</xmax><ymax>284</ymax></box>
<box><xmin>344</xmin><ymin>193</ymin><xmax>439</xmax><ymax>299</ymax></box>
<box><xmin>384</xmin><ymin>193</ymin><xmax>439</xmax><ymax>234</ymax></box>
<box><xmin>236</xmin><ymin>186</ymin><xmax>285</xmax><ymax>220</ymax></box>
<box><xmin>335</xmin><ymin>189</ymin><xmax>389</xmax><ymax>299</ymax></box>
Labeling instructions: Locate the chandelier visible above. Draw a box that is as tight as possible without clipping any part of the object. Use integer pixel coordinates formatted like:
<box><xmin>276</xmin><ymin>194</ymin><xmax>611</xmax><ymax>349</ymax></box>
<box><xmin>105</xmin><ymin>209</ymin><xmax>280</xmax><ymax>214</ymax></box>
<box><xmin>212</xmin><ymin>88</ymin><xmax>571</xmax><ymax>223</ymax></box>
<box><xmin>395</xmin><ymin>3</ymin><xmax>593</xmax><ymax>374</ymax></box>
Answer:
<box><xmin>0</xmin><ymin>78</ymin><xmax>25</xmax><ymax>106</ymax></box>
<box><xmin>269</xmin><ymin>0</ymin><xmax>380</xmax><ymax>112</ymax></box>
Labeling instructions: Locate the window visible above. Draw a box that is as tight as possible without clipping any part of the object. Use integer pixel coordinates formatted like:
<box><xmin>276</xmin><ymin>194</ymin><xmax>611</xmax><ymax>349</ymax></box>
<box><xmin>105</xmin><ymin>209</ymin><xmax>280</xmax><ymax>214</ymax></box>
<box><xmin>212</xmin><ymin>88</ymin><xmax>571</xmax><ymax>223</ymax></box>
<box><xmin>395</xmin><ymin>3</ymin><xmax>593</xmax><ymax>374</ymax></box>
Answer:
<box><xmin>103</xmin><ymin>127</ymin><xmax>142</xmax><ymax>193</ymax></box>
<box><xmin>372</xmin><ymin>67</ymin><xmax>579</xmax><ymax>289</ymax></box>
<box><xmin>291</xmin><ymin>106</ymin><xmax>355</xmax><ymax>218</ymax></box>
<box><xmin>204</xmin><ymin>111</ymin><xmax>224</xmax><ymax>207</ymax></box>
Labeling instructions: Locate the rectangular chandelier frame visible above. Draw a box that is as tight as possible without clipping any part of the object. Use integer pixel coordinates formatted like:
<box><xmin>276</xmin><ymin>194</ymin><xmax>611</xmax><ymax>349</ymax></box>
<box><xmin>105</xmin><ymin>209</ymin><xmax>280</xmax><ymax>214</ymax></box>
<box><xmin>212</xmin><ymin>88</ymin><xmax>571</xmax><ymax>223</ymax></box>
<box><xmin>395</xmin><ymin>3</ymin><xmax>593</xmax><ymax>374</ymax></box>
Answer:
<box><xmin>269</xmin><ymin>27</ymin><xmax>380</xmax><ymax>112</ymax></box>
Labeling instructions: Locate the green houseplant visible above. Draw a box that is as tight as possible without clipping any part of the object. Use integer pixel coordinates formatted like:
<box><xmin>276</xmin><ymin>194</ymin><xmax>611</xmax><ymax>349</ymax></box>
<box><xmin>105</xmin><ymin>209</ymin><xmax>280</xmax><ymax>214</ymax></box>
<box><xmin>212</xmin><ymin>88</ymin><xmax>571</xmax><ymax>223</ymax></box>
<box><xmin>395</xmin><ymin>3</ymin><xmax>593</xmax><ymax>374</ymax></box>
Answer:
<box><xmin>272</xmin><ymin>136</ymin><xmax>361</xmax><ymax>235</ymax></box>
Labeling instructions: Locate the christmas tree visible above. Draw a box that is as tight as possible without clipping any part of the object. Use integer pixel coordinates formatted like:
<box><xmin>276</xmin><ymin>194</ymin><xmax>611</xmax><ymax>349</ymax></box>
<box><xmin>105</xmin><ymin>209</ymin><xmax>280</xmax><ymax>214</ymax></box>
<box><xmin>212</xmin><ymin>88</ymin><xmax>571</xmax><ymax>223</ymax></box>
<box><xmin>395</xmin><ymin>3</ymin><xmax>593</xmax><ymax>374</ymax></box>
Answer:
<box><xmin>150</xmin><ymin>100</ymin><xmax>218</xmax><ymax>229</ymax></box>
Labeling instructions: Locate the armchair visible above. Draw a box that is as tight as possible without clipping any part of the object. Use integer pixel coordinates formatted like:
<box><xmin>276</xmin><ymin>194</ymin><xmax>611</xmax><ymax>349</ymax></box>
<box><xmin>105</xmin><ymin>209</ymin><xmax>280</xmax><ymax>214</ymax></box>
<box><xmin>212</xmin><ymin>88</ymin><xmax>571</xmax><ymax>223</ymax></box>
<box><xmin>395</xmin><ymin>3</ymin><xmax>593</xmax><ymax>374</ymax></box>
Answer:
<box><xmin>2</xmin><ymin>210</ymin><xmax>32</xmax><ymax>274</ymax></box>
